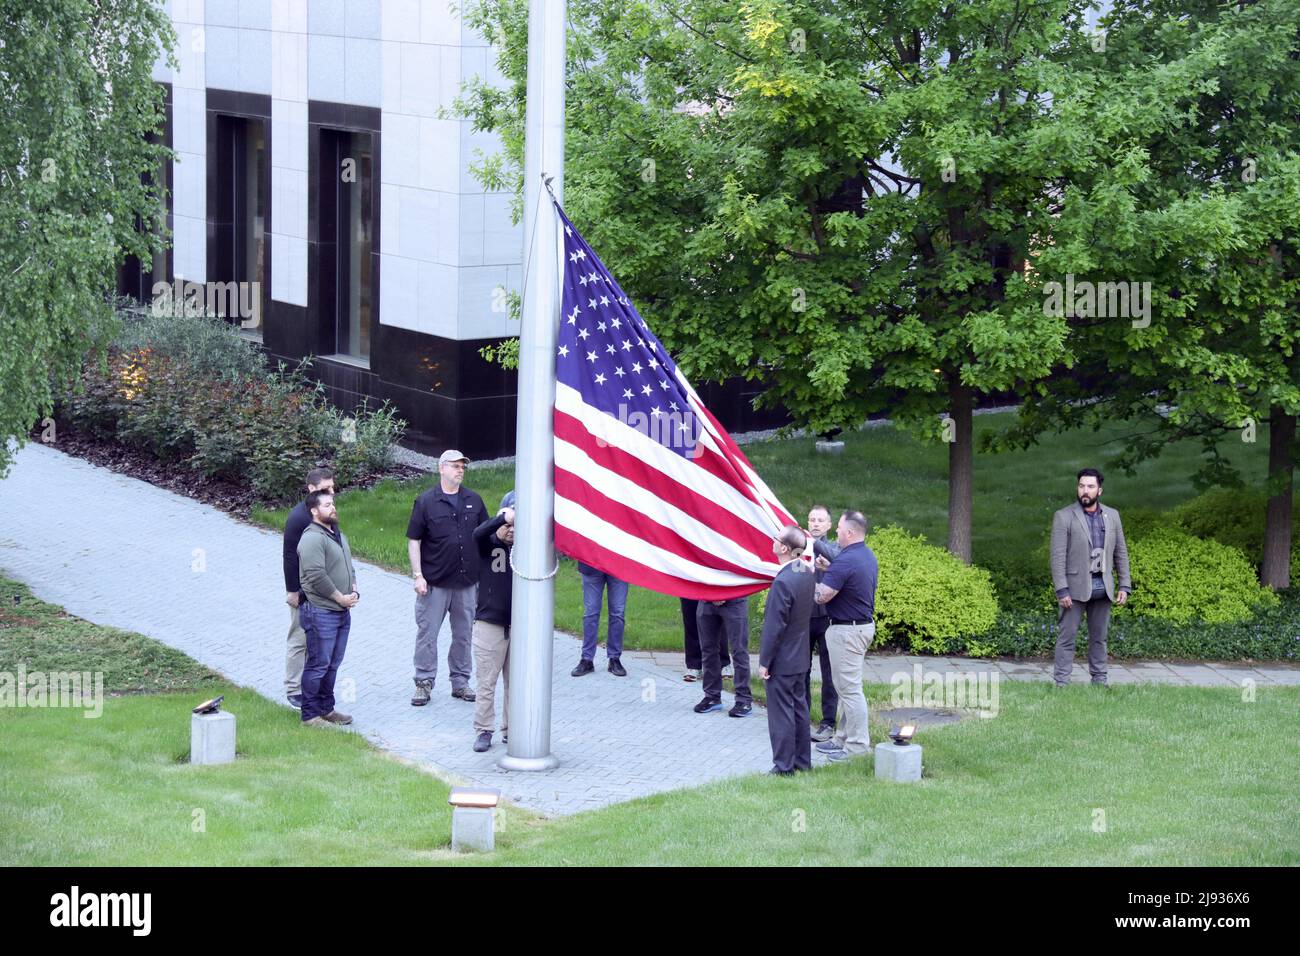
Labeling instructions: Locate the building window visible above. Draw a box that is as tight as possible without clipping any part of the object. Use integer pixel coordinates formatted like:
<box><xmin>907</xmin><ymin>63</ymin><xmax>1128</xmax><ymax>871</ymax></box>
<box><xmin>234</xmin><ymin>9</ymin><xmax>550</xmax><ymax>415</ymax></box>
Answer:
<box><xmin>116</xmin><ymin>192</ymin><xmax>168</xmax><ymax>304</ymax></box>
<box><xmin>318</xmin><ymin>128</ymin><xmax>374</xmax><ymax>363</ymax></box>
<box><xmin>117</xmin><ymin>105</ymin><xmax>170</xmax><ymax>306</ymax></box>
<box><xmin>212</xmin><ymin>114</ymin><xmax>267</xmax><ymax>336</ymax></box>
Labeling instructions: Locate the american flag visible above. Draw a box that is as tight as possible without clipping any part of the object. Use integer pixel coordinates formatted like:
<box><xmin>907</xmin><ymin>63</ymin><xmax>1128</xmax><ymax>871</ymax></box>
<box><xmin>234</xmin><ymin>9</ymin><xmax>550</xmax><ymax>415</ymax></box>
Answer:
<box><xmin>551</xmin><ymin>200</ymin><xmax>798</xmax><ymax>600</ymax></box>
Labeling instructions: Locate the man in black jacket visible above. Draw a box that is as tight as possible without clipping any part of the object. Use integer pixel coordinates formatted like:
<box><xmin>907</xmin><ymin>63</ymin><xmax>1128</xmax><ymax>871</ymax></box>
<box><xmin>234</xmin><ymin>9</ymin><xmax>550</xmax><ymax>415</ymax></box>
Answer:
<box><xmin>759</xmin><ymin>526</ymin><xmax>816</xmax><ymax>774</ymax></box>
<box><xmin>281</xmin><ymin>467</ymin><xmax>335</xmax><ymax>709</ymax></box>
<box><xmin>470</xmin><ymin>491</ymin><xmax>515</xmax><ymax>752</ymax></box>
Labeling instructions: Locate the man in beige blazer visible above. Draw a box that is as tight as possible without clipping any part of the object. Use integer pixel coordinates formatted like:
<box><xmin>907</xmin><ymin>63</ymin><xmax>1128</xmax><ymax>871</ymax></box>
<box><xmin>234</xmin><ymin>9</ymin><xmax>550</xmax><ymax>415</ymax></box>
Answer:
<box><xmin>1049</xmin><ymin>468</ymin><xmax>1131</xmax><ymax>686</ymax></box>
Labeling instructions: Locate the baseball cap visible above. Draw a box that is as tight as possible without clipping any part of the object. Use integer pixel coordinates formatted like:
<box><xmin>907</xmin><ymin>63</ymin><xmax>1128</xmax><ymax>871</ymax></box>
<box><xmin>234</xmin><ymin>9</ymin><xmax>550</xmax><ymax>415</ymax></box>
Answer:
<box><xmin>438</xmin><ymin>449</ymin><xmax>470</xmax><ymax>466</ymax></box>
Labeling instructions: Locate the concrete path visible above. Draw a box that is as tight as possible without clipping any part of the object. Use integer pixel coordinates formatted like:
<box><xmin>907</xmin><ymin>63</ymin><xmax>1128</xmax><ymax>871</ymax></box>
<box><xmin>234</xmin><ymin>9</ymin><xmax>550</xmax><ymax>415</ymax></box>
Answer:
<box><xmin>2</xmin><ymin>443</ymin><xmax>1297</xmax><ymax>819</ymax></box>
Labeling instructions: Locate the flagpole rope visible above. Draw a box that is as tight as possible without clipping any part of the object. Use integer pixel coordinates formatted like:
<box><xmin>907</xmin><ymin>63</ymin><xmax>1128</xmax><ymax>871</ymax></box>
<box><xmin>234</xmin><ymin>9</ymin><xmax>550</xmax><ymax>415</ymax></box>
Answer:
<box><xmin>513</xmin><ymin>173</ymin><xmax>555</xmax><ymax>585</ymax></box>
<box><xmin>510</xmin><ymin>547</ymin><xmax>560</xmax><ymax>581</ymax></box>
<box><xmin>517</xmin><ymin>172</ymin><xmax>551</xmax><ymax>326</ymax></box>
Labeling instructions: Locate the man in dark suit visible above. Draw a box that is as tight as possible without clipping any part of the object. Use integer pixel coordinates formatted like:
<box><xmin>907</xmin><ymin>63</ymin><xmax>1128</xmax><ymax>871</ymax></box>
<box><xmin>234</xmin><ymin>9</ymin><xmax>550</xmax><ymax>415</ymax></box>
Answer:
<box><xmin>1050</xmin><ymin>467</ymin><xmax>1131</xmax><ymax>686</ymax></box>
<box><xmin>759</xmin><ymin>526</ymin><xmax>816</xmax><ymax>775</ymax></box>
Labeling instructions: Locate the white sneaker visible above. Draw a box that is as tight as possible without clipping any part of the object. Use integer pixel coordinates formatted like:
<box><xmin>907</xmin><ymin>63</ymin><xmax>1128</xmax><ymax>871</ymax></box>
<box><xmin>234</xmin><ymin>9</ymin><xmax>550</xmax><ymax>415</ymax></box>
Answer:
<box><xmin>683</xmin><ymin>668</ymin><xmax>701</xmax><ymax>682</ymax></box>
<box><xmin>721</xmin><ymin>665</ymin><xmax>734</xmax><ymax>680</ymax></box>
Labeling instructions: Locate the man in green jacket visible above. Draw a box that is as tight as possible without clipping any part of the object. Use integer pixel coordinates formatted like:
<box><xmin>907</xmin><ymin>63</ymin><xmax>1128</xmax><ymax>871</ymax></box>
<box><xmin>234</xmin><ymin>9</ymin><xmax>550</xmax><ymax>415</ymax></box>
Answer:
<box><xmin>297</xmin><ymin>489</ymin><xmax>360</xmax><ymax>726</ymax></box>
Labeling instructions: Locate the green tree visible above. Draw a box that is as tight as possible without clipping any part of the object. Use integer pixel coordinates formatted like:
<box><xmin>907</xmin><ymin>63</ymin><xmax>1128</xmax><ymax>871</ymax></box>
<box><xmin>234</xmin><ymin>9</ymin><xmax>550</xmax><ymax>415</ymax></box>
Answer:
<box><xmin>454</xmin><ymin>0</ymin><xmax>1200</xmax><ymax>562</ymax></box>
<box><xmin>0</xmin><ymin>0</ymin><xmax>174</xmax><ymax>475</ymax></box>
<box><xmin>994</xmin><ymin>0</ymin><xmax>1300</xmax><ymax>587</ymax></box>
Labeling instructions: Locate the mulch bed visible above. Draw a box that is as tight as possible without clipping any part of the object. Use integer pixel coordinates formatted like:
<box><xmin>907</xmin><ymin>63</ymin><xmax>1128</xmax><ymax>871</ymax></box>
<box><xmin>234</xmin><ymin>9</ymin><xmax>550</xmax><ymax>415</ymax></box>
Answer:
<box><xmin>32</xmin><ymin>427</ymin><xmax>427</xmax><ymax>520</ymax></box>
<box><xmin>0</xmin><ymin>605</ymin><xmax>40</xmax><ymax>629</ymax></box>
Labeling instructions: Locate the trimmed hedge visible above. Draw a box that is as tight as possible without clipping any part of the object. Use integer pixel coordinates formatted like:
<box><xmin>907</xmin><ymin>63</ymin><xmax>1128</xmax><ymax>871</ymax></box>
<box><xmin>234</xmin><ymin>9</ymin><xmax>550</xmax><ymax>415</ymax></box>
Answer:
<box><xmin>974</xmin><ymin>588</ymin><xmax>1300</xmax><ymax>661</ymax></box>
<box><xmin>1167</xmin><ymin>486</ymin><xmax>1300</xmax><ymax>572</ymax></box>
<box><xmin>870</xmin><ymin>525</ymin><xmax>999</xmax><ymax>655</ymax></box>
<box><xmin>57</xmin><ymin>311</ymin><xmax>405</xmax><ymax>503</ymax></box>
<box><xmin>1125</xmin><ymin>529</ymin><xmax>1278</xmax><ymax>625</ymax></box>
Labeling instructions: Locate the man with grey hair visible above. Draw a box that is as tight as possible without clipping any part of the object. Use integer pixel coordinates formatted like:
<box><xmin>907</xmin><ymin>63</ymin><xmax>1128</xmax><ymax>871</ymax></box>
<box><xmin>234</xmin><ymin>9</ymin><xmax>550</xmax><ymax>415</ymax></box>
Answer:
<box><xmin>813</xmin><ymin>510</ymin><xmax>878</xmax><ymax>761</ymax></box>
<box><xmin>407</xmin><ymin>450</ymin><xmax>488</xmax><ymax>706</ymax></box>
<box><xmin>759</xmin><ymin>525</ymin><xmax>816</xmax><ymax>774</ymax></box>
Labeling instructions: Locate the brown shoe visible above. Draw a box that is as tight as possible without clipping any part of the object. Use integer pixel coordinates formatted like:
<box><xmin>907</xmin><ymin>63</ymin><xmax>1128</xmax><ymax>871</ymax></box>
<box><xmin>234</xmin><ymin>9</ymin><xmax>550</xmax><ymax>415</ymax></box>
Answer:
<box><xmin>302</xmin><ymin>716</ymin><xmax>331</xmax><ymax>728</ymax></box>
<box><xmin>323</xmin><ymin>711</ymin><xmax>353</xmax><ymax>725</ymax></box>
<box><xmin>411</xmin><ymin>678</ymin><xmax>433</xmax><ymax>706</ymax></box>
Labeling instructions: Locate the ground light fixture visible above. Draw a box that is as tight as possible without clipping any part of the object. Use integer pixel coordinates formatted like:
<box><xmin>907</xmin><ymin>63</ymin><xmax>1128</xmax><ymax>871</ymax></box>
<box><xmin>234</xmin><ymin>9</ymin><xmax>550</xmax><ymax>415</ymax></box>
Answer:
<box><xmin>192</xmin><ymin>695</ymin><xmax>224</xmax><ymax>715</ymax></box>
<box><xmin>449</xmin><ymin>787</ymin><xmax>502</xmax><ymax>852</ymax></box>
<box><xmin>888</xmin><ymin>723</ymin><xmax>917</xmax><ymax>746</ymax></box>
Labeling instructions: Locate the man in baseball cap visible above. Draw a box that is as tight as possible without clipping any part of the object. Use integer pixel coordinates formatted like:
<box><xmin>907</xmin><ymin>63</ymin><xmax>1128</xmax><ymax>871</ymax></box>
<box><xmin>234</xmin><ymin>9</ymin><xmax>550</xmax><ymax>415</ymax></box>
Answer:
<box><xmin>439</xmin><ymin>450</ymin><xmax>471</xmax><ymax>467</ymax></box>
<box><xmin>406</xmin><ymin>449</ymin><xmax>488</xmax><ymax>705</ymax></box>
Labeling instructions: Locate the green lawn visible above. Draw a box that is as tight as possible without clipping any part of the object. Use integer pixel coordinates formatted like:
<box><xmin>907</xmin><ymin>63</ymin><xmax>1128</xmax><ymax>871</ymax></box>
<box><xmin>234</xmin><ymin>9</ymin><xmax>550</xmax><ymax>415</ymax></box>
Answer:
<box><xmin>253</xmin><ymin>410</ymin><xmax>1280</xmax><ymax>652</ymax></box>
<box><xmin>2</xmin><ymin>577</ymin><xmax>1296</xmax><ymax>866</ymax></box>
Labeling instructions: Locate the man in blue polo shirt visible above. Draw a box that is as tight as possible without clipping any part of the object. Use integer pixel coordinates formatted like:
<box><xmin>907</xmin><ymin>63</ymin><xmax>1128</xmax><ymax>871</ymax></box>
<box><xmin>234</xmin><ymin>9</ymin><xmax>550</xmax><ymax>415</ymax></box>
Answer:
<box><xmin>812</xmin><ymin>510</ymin><xmax>878</xmax><ymax>760</ymax></box>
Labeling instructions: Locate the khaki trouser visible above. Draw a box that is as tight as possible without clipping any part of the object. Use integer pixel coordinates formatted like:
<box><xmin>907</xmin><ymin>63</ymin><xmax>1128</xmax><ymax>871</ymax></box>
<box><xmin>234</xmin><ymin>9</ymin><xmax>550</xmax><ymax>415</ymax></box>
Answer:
<box><xmin>285</xmin><ymin>603</ymin><xmax>307</xmax><ymax>695</ymax></box>
<box><xmin>472</xmin><ymin>620</ymin><xmax>509</xmax><ymax>735</ymax></box>
<box><xmin>826</xmin><ymin>622</ymin><xmax>875</xmax><ymax>754</ymax></box>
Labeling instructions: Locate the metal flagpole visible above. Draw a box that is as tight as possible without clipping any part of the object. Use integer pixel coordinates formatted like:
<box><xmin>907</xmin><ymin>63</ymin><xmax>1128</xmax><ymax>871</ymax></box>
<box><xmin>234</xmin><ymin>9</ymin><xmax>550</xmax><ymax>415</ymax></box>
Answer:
<box><xmin>499</xmin><ymin>0</ymin><xmax>565</xmax><ymax>772</ymax></box>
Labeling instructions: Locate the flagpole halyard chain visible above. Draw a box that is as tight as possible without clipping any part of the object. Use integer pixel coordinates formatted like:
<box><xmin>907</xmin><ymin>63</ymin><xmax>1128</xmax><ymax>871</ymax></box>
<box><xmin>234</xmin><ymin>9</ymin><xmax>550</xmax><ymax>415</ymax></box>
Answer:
<box><xmin>509</xmin><ymin>547</ymin><xmax>560</xmax><ymax>582</ymax></box>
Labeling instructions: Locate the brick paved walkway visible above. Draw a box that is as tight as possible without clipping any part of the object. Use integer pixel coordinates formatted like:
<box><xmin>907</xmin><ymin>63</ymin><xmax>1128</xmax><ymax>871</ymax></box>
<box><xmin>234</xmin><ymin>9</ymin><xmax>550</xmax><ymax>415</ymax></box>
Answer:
<box><xmin>2</xmin><ymin>443</ymin><xmax>1297</xmax><ymax>817</ymax></box>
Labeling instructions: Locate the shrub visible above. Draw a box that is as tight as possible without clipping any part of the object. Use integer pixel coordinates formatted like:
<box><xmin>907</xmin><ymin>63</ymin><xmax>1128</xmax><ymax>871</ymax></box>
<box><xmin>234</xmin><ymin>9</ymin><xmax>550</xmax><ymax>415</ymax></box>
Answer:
<box><xmin>316</xmin><ymin>399</ymin><xmax>404</xmax><ymax>487</ymax></box>
<box><xmin>1124</xmin><ymin>529</ymin><xmax>1278</xmax><ymax>625</ymax></box>
<box><xmin>55</xmin><ymin>310</ymin><xmax>406</xmax><ymax>504</ymax></box>
<box><xmin>1114</xmin><ymin>506</ymin><xmax>1165</xmax><ymax>544</ymax></box>
<box><xmin>114</xmin><ymin>309</ymin><xmax>264</xmax><ymax>380</ymax></box>
<box><xmin>1166</xmin><ymin>486</ymin><xmax>1300</xmax><ymax>575</ymax></box>
<box><xmin>979</xmin><ymin>588</ymin><xmax>1300</xmax><ymax>661</ymax></box>
<box><xmin>870</xmin><ymin>525</ymin><xmax>999</xmax><ymax>654</ymax></box>
<box><xmin>983</xmin><ymin>542</ymin><xmax>1057</xmax><ymax>613</ymax></box>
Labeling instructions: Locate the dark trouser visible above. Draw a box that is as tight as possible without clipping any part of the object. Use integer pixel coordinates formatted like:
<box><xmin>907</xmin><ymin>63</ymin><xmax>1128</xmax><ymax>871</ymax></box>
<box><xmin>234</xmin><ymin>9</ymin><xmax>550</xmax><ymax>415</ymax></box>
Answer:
<box><xmin>580</xmin><ymin>568</ymin><xmax>628</xmax><ymax>661</ymax></box>
<box><xmin>698</xmin><ymin>598</ymin><xmax>750</xmax><ymax>704</ymax></box>
<box><xmin>1055</xmin><ymin>590</ymin><xmax>1112</xmax><ymax>685</ymax></box>
<box><xmin>682</xmin><ymin>598</ymin><xmax>730</xmax><ymax>671</ymax></box>
<box><xmin>766</xmin><ymin>672</ymin><xmax>812</xmax><ymax>772</ymax></box>
<box><xmin>300</xmin><ymin>602</ymin><xmax>351</xmax><ymax>721</ymax></box>
<box><xmin>805</xmin><ymin>616</ymin><xmax>839</xmax><ymax>725</ymax></box>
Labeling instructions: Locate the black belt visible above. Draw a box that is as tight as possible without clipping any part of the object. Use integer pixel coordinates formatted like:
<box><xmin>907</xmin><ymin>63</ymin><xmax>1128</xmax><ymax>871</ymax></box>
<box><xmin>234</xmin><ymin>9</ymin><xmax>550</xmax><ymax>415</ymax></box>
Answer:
<box><xmin>831</xmin><ymin>618</ymin><xmax>872</xmax><ymax>626</ymax></box>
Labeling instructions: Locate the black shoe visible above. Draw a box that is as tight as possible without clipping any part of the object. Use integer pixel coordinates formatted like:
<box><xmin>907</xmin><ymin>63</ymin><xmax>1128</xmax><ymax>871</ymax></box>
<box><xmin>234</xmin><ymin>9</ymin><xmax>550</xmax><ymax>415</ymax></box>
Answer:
<box><xmin>693</xmin><ymin>697</ymin><xmax>723</xmax><ymax>714</ymax></box>
<box><xmin>472</xmin><ymin>731</ymin><xmax>492</xmax><ymax>753</ymax></box>
<box><xmin>729</xmin><ymin>702</ymin><xmax>754</xmax><ymax>718</ymax></box>
<box><xmin>286</xmin><ymin>694</ymin><xmax>303</xmax><ymax>710</ymax></box>
<box><xmin>451</xmin><ymin>686</ymin><xmax>476</xmax><ymax>702</ymax></box>
<box><xmin>766</xmin><ymin>767</ymin><xmax>795</xmax><ymax>776</ymax></box>
<box><xmin>608</xmin><ymin>658</ymin><xmax>627</xmax><ymax>677</ymax></box>
<box><xmin>571</xmin><ymin>659</ymin><xmax>595</xmax><ymax>677</ymax></box>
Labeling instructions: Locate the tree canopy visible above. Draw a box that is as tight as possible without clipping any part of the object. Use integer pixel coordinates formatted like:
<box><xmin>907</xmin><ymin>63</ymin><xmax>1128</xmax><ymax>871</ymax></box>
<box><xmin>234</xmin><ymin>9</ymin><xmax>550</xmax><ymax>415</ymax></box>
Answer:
<box><xmin>454</xmin><ymin>0</ymin><xmax>1243</xmax><ymax>561</ymax></box>
<box><xmin>0</xmin><ymin>0</ymin><xmax>173</xmax><ymax>474</ymax></box>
